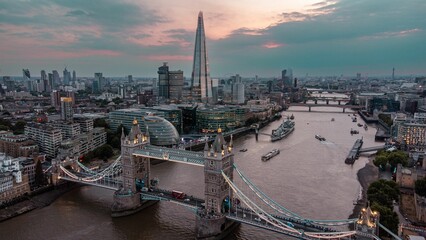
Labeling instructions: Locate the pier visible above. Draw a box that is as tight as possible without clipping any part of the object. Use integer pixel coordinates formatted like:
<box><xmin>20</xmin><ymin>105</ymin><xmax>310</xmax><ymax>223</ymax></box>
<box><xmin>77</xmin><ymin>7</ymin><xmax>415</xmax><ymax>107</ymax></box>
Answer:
<box><xmin>345</xmin><ymin>138</ymin><xmax>364</xmax><ymax>164</ymax></box>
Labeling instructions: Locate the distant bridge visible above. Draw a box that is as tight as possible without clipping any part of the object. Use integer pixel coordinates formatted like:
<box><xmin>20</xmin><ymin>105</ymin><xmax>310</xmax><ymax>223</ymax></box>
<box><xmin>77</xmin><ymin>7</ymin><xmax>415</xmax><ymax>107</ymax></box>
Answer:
<box><xmin>288</xmin><ymin>103</ymin><xmax>364</xmax><ymax>112</ymax></box>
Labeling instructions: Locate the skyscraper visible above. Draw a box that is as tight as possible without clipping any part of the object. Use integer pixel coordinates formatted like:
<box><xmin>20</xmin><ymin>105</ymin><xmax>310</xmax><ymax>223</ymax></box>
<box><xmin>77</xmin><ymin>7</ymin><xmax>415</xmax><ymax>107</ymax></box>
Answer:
<box><xmin>191</xmin><ymin>11</ymin><xmax>212</xmax><ymax>103</ymax></box>
<box><xmin>52</xmin><ymin>70</ymin><xmax>60</xmax><ymax>87</ymax></box>
<box><xmin>63</xmin><ymin>68</ymin><xmax>71</xmax><ymax>85</ymax></box>
<box><xmin>158</xmin><ymin>62</ymin><xmax>184</xmax><ymax>102</ymax></box>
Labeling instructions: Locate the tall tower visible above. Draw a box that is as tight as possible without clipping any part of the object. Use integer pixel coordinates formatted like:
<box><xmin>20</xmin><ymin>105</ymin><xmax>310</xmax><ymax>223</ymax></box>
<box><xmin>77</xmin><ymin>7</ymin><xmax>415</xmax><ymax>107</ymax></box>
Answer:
<box><xmin>60</xmin><ymin>97</ymin><xmax>73</xmax><ymax>122</ymax></box>
<box><xmin>196</xmin><ymin>130</ymin><xmax>236</xmax><ymax>238</ymax></box>
<box><xmin>191</xmin><ymin>11</ymin><xmax>212</xmax><ymax>103</ymax></box>
<box><xmin>112</xmin><ymin>119</ymin><xmax>151</xmax><ymax>217</ymax></box>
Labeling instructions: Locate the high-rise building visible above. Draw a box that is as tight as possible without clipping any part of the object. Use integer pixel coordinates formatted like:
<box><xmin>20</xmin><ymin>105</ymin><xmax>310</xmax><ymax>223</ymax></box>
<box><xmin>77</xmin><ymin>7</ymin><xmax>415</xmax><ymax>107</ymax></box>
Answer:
<box><xmin>93</xmin><ymin>73</ymin><xmax>103</xmax><ymax>93</ymax></box>
<box><xmin>48</xmin><ymin>73</ymin><xmax>54</xmax><ymax>88</ymax></box>
<box><xmin>128</xmin><ymin>75</ymin><xmax>133</xmax><ymax>83</ymax></box>
<box><xmin>282</xmin><ymin>69</ymin><xmax>292</xmax><ymax>89</ymax></box>
<box><xmin>191</xmin><ymin>11</ymin><xmax>212</xmax><ymax>103</ymax></box>
<box><xmin>158</xmin><ymin>62</ymin><xmax>170</xmax><ymax>99</ymax></box>
<box><xmin>60</xmin><ymin>97</ymin><xmax>73</xmax><ymax>122</ymax></box>
<box><xmin>51</xmin><ymin>90</ymin><xmax>61</xmax><ymax>110</ymax></box>
<box><xmin>72</xmin><ymin>70</ymin><xmax>76</xmax><ymax>82</ymax></box>
<box><xmin>231</xmin><ymin>74</ymin><xmax>245</xmax><ymax>104</ymax></box>
<box><xmin>41</xmin><ymin>70</ymin><xmax>47</xmax><ymax>81</ymax></box>
<box><xmin>66</xmin><ymin>90</ymin><xmax>75</xmax><ymax>106</ymax></box>
<box><xmin>63</xmin><ymin>68</ymin><xmax>71</xmax><ymax>85</ymax></box>
<box><xmin>158</xmin><ymin>63</ymin><xmax>184</xmax><ymax>102</ymax></box>
<box><xmin>41</xmin><ymin>70</ymin><xmax>49</xmax><ymax>92</ymax></box>
<box><xmin>22</xmin><ymin>69</ymin><xmax>31</xmax><ymax>92</ymax></box>
<box><xmin>52</xmin><ymin>70</ymin><xmax>60</xmax><ymax>87</ymax></box>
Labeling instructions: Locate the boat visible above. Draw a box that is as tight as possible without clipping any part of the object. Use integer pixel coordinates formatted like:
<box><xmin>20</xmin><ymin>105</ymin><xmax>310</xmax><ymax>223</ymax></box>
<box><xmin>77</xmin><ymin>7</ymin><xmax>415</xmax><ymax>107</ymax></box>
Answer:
<box><xmin>357</xmin><ymin>123</ymin><xmax>363</xmax><ymax>127</ymax></box>
<box><xmin>290</xmin><ymin>114</ymin><xmax>295</xmax><ymax>120</ymax></box>
<box><xmin>364</xmin><ymin>125</ymin><xmax>368</xmax><ymax>130</ymax></box>
<box><xmin>350</xmin><ymin>128</ymin><xmax>359</xmax><ymax>134</ymax></box>
<box><xmin>352</xmin><ymin>117</ymin><xmax>357</xmax><ymax>122</ymax></box>
<box><xmin>239</xmin><ymin>148</ymin><xmax>247</xmax><ymax>152</ymax></box>
<box><xmin>271</xmin><ymin>119</ymin><xmax>295</xmax><ymax>142</ymax></box>
<box><xmin>331</xmin><ymin>118</ymin><xmax>335</xmax><ymax>122</ymax></box>
<box><xmin>315</xmin><ymin>135</ymin><xmax>326</xmax><ymax>141</ymax></box>
<box><xmin>261</xmin><ymin>149</ymin><xmax>280</xmax><ymax>161</ymax></box>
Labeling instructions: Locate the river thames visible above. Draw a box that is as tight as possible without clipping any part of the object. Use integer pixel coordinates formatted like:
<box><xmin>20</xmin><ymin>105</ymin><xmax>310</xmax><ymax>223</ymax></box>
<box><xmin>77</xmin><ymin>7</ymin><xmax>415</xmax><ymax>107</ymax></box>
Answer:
<box><xmin>0</xmin><ymin>105</ymin><xmax>383</xmax><ymax>240</ymax></box>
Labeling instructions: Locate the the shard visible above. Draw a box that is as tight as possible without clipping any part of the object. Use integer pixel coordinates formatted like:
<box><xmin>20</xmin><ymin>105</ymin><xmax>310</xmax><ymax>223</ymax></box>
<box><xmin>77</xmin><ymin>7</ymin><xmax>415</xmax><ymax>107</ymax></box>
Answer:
<box><xmin>191</xmin><ymin>11</ymin><xmax>212</xmax><ymax>103</ymax></box>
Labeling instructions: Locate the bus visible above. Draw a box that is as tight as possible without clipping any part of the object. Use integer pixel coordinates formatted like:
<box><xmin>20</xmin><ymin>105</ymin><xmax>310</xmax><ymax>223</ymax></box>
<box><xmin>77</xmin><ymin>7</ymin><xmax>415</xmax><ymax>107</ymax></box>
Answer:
<box><xmin>172</xmin><ymin>190</ymin><xmax>186</xmax><ymax>199</ymax></box>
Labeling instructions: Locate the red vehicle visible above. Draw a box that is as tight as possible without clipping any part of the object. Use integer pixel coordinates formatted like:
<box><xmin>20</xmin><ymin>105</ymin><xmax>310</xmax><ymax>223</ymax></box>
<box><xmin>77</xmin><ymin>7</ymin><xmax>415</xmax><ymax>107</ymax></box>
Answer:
<box><xmin>172</xmin><ymin>190</ymin><xmax>186</xmax><ymax>199</ymax></box>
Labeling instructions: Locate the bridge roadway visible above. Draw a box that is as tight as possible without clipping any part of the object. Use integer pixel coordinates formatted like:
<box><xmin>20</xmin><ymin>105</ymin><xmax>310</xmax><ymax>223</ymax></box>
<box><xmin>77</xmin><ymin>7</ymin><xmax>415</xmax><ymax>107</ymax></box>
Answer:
<box><xmin>289</xmin><ymin>103</ymin><xmax>363</xmax><ymax>109</ymax></box>
<box><xmin>142</xmin><ymin>189</ymin><xmax>341</xmax><ymax>234</ymax></box>
<box><xmin>134</xmin><ymin>145</ymin><xmax>205</xmax><ymax>166</ymax></box>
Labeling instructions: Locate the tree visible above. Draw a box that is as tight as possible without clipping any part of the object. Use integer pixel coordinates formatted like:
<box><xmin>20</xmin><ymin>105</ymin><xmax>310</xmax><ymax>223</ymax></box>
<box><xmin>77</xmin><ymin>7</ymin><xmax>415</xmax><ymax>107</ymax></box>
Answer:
<box><xmin>367</xmin><ymin>179</ymin><xmax>399</xmax><ymax>209</ymax></box>
<box><xmin>415</xmin><ymin>177</ymin><xmax>426</xmax><ymax>197</ymax></box>
<box><xmin>387</xmin><ymin>151</ymin><xmax>409</xmax><ymax>168</ymax></box>
<box><xmin>94</xmin><ymin>144</ymin><xmax>114</xmax><ymax>160</ymax></box>
<box><xmin>12</xmin><ymin>120</ymin><xmax>27</xmax><ymax>134</ymax></box>
<box><xmin>373</xmin><ymin>155</ymin><xmax>388</xmax><ymax>168</ymax></box>
<box><xmin>110</xmin><ymin>136</ymin><xmax>121</xmax><ymax>149</ymax></box>
<box><xmin>370</xmin><ymin>202</ymin><xmax>399</xmax><ymax>238</ymax></box>
<box><xmin>94</xmin><ymin>118</ymin><xmax>109</xmax><ymax>129</ymax></box>
<box><xmin>34</xmin><ymin>160</ymin><xmax>46</xmax><ymax>186</ymax></box>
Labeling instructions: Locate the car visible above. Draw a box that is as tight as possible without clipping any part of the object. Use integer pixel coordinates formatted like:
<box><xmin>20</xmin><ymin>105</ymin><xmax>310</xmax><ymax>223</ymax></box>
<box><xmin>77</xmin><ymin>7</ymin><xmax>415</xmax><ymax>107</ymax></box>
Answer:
<box><xmin>159</xmin><ymin>193</ymin><xmax>164</xmax><ymax>196</ymax></box>
<box><xmin>386</xmin><ymin>146</ymin><xmax>397</xmax><ymax>152</ymax></box>
<box><xmin>184</xmin><ymin>198</ymin><xmax>191</xmax><ymax>202</ymax></box>
<box><xmin>254</xmin><ymin>217</ymin><xmax>261</xmax><ymax>222</ymax></box>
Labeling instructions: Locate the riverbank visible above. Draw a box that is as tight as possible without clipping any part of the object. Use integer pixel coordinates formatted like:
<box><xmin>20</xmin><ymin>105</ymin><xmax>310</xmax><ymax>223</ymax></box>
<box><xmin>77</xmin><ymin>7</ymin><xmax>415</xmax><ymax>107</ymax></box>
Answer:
<box><xmin>0</xmin><ymin>183</ymin><xmax>79</xmax><ymax>222</ymax></box>
<box><xmin>349</xmin><ymin>155</ymin><xmax>379</xmax><ymax>220</ymax></box>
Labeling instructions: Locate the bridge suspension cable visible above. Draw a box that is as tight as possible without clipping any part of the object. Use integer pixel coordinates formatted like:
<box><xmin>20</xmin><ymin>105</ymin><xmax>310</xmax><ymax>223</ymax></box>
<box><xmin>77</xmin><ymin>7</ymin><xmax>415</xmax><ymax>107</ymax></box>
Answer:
<box><xmin>233</xmin><ymin>164</ymin><xmax>357</xmax><ymax>226</ymax></box>
<box><xmin>59</xmin><ymin>156</ymin><xmax>122</xmax><ymax>183</ymax></box>
<box><xmin>222</xmin><ymin>171</ymin><xmax>357</xmax><ymax>239</ymax></box>
<box><xmin>221</xmin><ymin>171</ymin><xmax>302</xmax><ymax>235</ymax></box>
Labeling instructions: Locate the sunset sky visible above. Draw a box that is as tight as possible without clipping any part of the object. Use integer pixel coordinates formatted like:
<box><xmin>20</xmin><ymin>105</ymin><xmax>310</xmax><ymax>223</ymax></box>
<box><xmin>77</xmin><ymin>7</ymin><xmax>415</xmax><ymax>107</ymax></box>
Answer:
<box><xmin>1</xmin><ymin>0</ymin><xmax>425</xmax><ymax>78</ymax></box>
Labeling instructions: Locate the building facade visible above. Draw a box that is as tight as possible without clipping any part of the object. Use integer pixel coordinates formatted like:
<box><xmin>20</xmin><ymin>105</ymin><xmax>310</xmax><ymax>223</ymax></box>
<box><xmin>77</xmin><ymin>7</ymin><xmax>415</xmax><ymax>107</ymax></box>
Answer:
<box><xmin>0</xmin><ymin>134</ymin><xmax>38</xmax><ymax>158</ymax></box>
<box><xmin>25</xmin><ymin>123</ymin><xmax>62</xmax><ymax>159</ymax></box>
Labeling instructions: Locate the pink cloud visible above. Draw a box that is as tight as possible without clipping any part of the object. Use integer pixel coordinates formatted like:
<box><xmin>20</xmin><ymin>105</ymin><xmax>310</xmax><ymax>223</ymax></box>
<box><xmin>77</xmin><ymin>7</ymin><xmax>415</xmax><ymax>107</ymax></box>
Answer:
<box><xmin>262</xmin><ymin>41</ymin><xmax>285</xmax><ymax>49</ymax></box>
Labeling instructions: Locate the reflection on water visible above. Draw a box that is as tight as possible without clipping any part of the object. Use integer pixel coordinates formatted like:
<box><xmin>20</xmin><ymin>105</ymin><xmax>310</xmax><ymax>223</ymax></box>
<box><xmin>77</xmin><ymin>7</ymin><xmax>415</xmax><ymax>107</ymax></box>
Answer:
<box><xmin>0</xmin><ymin>107</ymin><xmax>382</xmax><ymax>240</ymax></box>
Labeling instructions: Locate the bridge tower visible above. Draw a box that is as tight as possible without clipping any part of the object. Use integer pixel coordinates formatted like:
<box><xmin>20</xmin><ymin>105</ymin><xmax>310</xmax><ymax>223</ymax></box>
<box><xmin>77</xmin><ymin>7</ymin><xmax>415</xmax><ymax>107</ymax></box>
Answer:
<box><xmin>196</xmin><ymin>129</ymin><xmax>238</xmax><ymax>239</ymax></box>
<box><xmin>111</xmin><ymin>118</ymin><xmax>152</xmax><ymax>217</ymax></box>
<box><xmin>355</xmin><ymin>205</ymin><xmax>380</xmax><ymax>239</ymax></box>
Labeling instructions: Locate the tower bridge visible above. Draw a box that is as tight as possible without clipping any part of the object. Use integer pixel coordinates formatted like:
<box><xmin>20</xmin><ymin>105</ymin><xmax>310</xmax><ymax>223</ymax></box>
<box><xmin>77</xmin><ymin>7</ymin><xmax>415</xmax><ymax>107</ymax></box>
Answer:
<box><xmin>51</xmin><ymin>119</ymin><xmax>397</xmax><ymax>240</ymax></box>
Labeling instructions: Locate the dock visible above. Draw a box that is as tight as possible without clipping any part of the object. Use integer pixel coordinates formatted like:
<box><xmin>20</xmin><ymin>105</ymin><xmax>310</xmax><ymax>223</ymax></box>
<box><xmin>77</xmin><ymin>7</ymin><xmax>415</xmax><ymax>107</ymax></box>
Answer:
<box><xmin>345</xmin><ymin>138</ymin><xmax>363</xmax><ymax>164</ymax></box>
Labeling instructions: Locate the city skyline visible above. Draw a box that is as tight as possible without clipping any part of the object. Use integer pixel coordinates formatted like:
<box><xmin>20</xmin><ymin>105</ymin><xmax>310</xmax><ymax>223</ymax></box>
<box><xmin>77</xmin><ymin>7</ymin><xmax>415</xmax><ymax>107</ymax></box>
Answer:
<box><xmin>0</xmin><ymin>0</ymin><xmax>425</xmax><ymax>77</ymax></box>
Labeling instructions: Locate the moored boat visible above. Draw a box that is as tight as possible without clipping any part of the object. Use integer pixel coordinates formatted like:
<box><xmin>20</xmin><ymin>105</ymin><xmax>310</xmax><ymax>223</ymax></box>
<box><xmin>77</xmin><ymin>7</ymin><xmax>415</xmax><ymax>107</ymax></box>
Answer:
<box><xmin>271</xmin><ymin>119</ymin><xmax>295</xmax><ymax>142</ymax></box>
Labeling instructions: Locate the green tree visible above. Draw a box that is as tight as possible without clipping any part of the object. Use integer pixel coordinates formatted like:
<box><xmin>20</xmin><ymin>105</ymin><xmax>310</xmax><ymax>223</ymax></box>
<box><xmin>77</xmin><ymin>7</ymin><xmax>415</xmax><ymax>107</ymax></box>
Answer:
<box><xmin>373</xmin><ymin>155</ymin><xmax>388</xmax><ymax>168</ymax></box>
<box><xmin>370</xmin><ymin>202</ymin><xmax>399</xmax><ymax>238</ymax></box>
<box><xmin>367</xmin><ymin>179</ymin><xmax>399</xmax><ymax>208</ymax></box>
<box><xmin>110</xmin><ymin>136</ymin><xmax>121</xmax><ymax>149</ymax></box>
<box><xmin>387</xmin><ymin>151</ymin><xmax>409</xmax><ymax>168</ymax></box>
<box><xmin>94</xmin><ymin>118</ymin><xmax>109</xmax><ymax>129</ymax></box>
<box><xmin>12</xmin><ymin>120</ymin><xmax>27</xmax><ymax>134</ymax></box>
<box><xmin>34</xmin><ymin>160</ymin><xmax>46</xmax><ymax>186</ymax></box>
<box><xmin>94</xmin><ymin>144</ymin><xmax>114</xmax><ymax>160</ymax></box>
<box><xmin>415</xmin><ymin>177</ymin><xmax>426</xmax><ymax>197</ymax></box>
<box><xmin>112</xmin><ymin>97</ymin><xmax>123</xmax><ymax>105</ymax></box>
